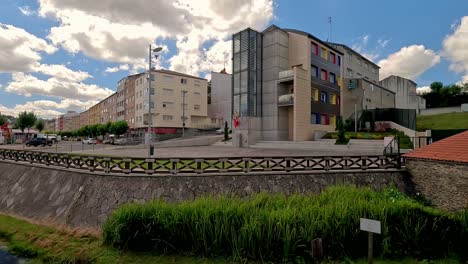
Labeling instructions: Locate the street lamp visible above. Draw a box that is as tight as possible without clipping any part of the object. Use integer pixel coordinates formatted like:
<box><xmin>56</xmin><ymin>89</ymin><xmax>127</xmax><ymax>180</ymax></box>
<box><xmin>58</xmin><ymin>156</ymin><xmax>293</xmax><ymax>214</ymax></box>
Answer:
<box><xmin>147</xmin><ymin>44</ymin><xmax>163</xmax><ymax>157</ymax></box>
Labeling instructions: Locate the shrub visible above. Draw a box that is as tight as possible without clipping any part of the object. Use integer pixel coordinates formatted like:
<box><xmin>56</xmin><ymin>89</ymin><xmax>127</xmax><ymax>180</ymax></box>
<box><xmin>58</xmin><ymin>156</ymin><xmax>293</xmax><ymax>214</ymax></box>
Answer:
<box><xmin>103</xmin><ymin>186</ymin><xmax>467</xmax><ymax>262</ymax></box>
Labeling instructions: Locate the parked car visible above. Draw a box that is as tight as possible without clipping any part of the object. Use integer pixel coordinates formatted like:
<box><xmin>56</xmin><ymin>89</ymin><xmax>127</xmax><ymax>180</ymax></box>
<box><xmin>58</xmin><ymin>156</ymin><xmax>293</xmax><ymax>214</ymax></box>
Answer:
<box><xmin>113</xmin><ymin>138</ymin><xmax>127</xmax><ymax>145</ymax></box>
<box><xmin>82</xmin><ymin>138</ymin><xmax>97</xmax><ymax>144</ymax></box>
<box><xmin>25</xmin><ymin>138</ymin><xmax>52</xmax><ymax>147</ymax></box>
<box><xmin>103</xmin><ymin>139</ymin><xmax>114</xmax><ymax>144</ymax></box>
<box><xmin>216</xmin><ymin>128</ymin><xmax>224</xmax><ymax>135</ymax></box>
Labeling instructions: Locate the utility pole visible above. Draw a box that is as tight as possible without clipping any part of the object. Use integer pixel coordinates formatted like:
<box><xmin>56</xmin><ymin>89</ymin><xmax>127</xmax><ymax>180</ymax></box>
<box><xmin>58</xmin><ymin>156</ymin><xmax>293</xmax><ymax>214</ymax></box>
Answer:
<box><xmin>146</xmin><ymin>44</ymin><xmax>162</xmax><ymax>157</ymax></box>
<box><xmin>182</xmin><ymin>90</ymin><xmax>187</xmax><ymax>137</ymax></box>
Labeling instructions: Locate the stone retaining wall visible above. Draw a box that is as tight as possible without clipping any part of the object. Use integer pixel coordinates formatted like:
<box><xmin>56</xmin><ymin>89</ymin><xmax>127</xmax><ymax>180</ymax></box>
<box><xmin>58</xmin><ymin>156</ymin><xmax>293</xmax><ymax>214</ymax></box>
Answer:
<box><xmin>0</xmin><ymin>160</ymin><xmax>412</xmax><ymax>228</ymax></box>
<box><xmin>405</xmin><ymin>158</ymin><xmax>468</xmax><ymax>211</ymax></box>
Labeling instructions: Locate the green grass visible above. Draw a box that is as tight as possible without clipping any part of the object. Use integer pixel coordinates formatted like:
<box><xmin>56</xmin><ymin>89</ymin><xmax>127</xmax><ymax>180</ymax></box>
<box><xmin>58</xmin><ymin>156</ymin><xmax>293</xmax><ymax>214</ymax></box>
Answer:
<box><xmin>417</xmin><ymin>112</ymin><xmax>468</xmax><ymax>131</ymax></box>
<box><xmin>104</xmin><ymin>186</ymin><xmax>468</xmax><ymax>263</ymax></box>
<box><xmin>0</xmin><ymin>211</ymin><xmax>463</xmax><ymax>264</ymax></box>
<box><xmin>0</xmin><ymin>214</ymin><xmax>231</xmax><ymax>264</ymax></box>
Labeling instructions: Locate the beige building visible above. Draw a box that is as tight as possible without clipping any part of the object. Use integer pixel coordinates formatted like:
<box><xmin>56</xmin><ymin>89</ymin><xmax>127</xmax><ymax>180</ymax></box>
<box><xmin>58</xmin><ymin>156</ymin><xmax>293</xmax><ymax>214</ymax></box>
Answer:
<box><xmin>44</xmin><ymin>119</ymin><xmax>56</xmax><ymax>131</ymax></box>
<box><xmin>134</xmin><ymin>69</ymin><xmax>218</xmax><ymax>133</ymax></box>
<box><xmin>79</xmin><ymin>111</ymin><xmax>89</xmax><ymax>128</ymax></box>
<box><xmin>98</xmin><ymin>92</ymin><xmax>117</xmax><ymax>124</ymax></box>
<box><xmin>341</xmin><ymin>78</ymin><xmax>395</xmax><ymax>119</ymax></box>
<box><xmin>59</xmin><ymin>111</ymin><xmax>80</xmax><ymax>132</ymax></box>
<box><xmin>380</xmin><ymin>75</ymin><xmax>426</xmax><ymax>112</ymax></box>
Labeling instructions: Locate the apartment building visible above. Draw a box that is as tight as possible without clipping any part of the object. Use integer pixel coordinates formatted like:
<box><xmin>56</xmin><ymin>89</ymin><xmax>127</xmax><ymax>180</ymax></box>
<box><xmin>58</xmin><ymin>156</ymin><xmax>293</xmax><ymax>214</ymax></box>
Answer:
<box><xmin>341</xmin><ymin>78</ymin><xmax>395</xmax><ymax>119</ymax></box>
<box><xmin>56</xmin><ymin>111</ymin><xmax>80</xmax><ymax>131</ymax></box>
<box><xmin>134</xmin><ymin>69</ymin><xmax>217</xmax><ymax>134</ymax></box>
<box><xmin>44</xmin><ymin>119</ymin><xmax>56</xmax><ymax>131</ymax></box>
<box><xmin>380</xmin><ymin>75</ymin><xmax>426</xmax><ymax>112</ymax></box>
<box><xmin>98</xmin><ymin>92</ymin><xmax>117</xmax><ymax>124</ymax></box>
<box><xmin>79</xmin><ymin>111</ymin><xmax>89</xmax><ymax>128</ymax></box>
<box><xmin>88</xmin><ymin>104</ymin><xmax>100</xmax><ymax>126</ymax></box>
<box><xmin>232</xmin><ymin>25</ymin><xmax>343</xmax><ymax>144</ymax></box>
<box><xmin>208</xmin><ymin>70</ymin><xmax>232</xmax><ymax>127</ymax></box>
<box><xmin>117</xmin><ymin>73</ymin><xmax>142</xmax><ymax>130</ymax></box>
<box><xmin>327</xmin><ymin>43</ymin><xmax>380</xmax><ymax>84</ymax></box>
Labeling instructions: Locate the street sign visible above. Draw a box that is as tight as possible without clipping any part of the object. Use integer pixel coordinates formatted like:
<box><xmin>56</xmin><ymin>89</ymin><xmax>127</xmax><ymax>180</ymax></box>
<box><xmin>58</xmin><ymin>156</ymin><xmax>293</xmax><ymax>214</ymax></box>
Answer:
<box><xmin>360</xmin><ymin>218</ymin><xmax>381</xmax><ymax>234</ymax></box>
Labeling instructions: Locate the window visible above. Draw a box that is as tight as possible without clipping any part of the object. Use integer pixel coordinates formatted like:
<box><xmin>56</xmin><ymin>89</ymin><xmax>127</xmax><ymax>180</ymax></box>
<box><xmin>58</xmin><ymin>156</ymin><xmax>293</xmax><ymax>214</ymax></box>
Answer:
<box><xmin>311</xmin><ymin>65</ymin><xmax>318</xmax><ymax>78</ymax></box>
<box><xmin>321</xmin><ymin>48</ymin><xmax>328</xmax><ymax>60</ymax></box>
<box><xmin>338</xmin><ymin>56</ymin><xmax>341</xmax><ymax>66</ymax></box>
<box><xmin>164</xmin><ymin>75</ymin><xmax>173</xmax><ymax>81</ymax></box>
<box><xmin>357</xmin><ymin>57</ymin><xmax>362</xmax><ymax>65</ymax></box>
<box><xmin>347</xmin><ymin>68</ymin><xmax>353</xmax><ymax>77</ymax></box>
<box><xmin>330</xmin><ymin>73</ymin><xmax>336</xmax><ymax>84</ymax></box>
<box><xmin>357</xmin><ymin>73</ymin><xmax>362</xmax><ymax>77</ymax></box>
<box><xmin>311</xmin><ymin>42</ymin><xmax>318</xmax><ymax>55</ymax></box>
<box><xmin>330</xmin><ymin>115</ymin><xmax>336</xmax><ymax>126</ymax></box>
<box><xmin>330</xmin><ymin>52</ymin><xmax>336</xmax><ymax>64</ymax></box>
<box><xmin>321</xmin><ymin>114</ymin><xmax>329</xmax><ymax>125</ymax></box>
<box><xmin>311</xmin><ymin>88</ymin><xmax>318</xmax><ymax>101</ymax></box>
<box><xmin>194</xmin><ymin>92</ymin><xmax>201</xmax><ymax>95</ymax></box>
<box><xmin>320</xmin><ymin>69</ymin><xmax>328</xmax><ymax>81</ymax></box>
<box><xmin>320</xmin><ymin>91</ymin><xmax>328</xmax><ymax>103</ymax></box>
<box><xmin>194</xmin><ymin>104</ymin><xmax>200</xmax><ymax>110</ymax></box>
<box><xmin>181</xmin><ymin>78</ymin><xmax>187</xmax><ymax>84</ymax></box>
<box><xmin>311</xmin><ymin>113</ymin><xmax>319</xmax><ymax>124</ymax></box>
<box><xmin>330</xmin><ymin>93</ymin><xmax>337</xmax><ymax>104</ymax></box>
<box><xmin>211</xmin><ymin>118</ymin><xmax>217</xmax><ymax>124</ymax></box>
<box><xmin>163</xmin><ymin>115</ymin><xmax>173</xmax><ymax>121</ymax></box>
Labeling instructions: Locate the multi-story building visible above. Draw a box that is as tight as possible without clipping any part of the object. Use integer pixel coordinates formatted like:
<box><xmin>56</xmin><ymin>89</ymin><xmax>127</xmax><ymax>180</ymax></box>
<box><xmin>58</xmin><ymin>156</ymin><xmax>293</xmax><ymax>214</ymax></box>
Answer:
<box><xmin>327</xmin><ymin>43</ymin><xmax>380</xmax><ymax>84</ymax></box>
<box><xmin>208</xmin><ymin>70</ymin><xmax>232</xmax><ymax>127</ymax></box>
<box><xmin>117</xmin><ymin>74</ymin><xmax>143</xmax><ymax>130</ymax></box>
<box><xmin>56</xmin><ymin>111</ymin><xmax>80</xmax><ymax>131</ymax></box>
<box><xmin>134</xmin><ymin>69</ymin><xmax>216</xmax><ymax>134</ymax></box>
<box><xmin>88</xmin><ymin>104</ymin><xmax>100</xmax><ymax>125</ymax></box>
<box><xmin>79</xmin><ymin>111</ymin><xmax>89</xmax><ymax>128</ymax></box>
<box><xmin>232</xmin><ymin>25</ymin><xmax>343</xmax><ymax>144</ymax></box>
<box><xmin>44</xmin><ymin>119</ymin><xmax>56</xmax><ymax>131</ymax></box>
<box><xmin>380</xmin><ymin>75</ymin><xmax>426</xmax><ymax>112</ymax></box>
<box><xmin>341</xmin><ymin>78</ymin><xmax>395</xmax><ymax>119</ymax></box>
<box><xmin>98</xmin><ymin>92</ymin><xmax>117</xmax><ymax>124</ymax></box>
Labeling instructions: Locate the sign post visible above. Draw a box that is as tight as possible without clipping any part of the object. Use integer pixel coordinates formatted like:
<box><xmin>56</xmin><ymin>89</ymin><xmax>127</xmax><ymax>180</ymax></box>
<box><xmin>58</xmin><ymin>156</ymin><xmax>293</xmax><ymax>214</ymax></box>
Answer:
<box><xmin>360</xmin><ymin>218</ymin><xmax>381</xmax><ymax>264</ymax></box>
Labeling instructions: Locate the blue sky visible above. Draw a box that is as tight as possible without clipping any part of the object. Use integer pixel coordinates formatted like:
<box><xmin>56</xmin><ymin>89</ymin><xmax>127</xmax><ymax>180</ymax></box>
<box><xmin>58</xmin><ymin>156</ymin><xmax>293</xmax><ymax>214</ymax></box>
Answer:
<box><xmin>0</xmin><ymin>0</ymin><xmax>467</xmax><ymax>118</ymax></box>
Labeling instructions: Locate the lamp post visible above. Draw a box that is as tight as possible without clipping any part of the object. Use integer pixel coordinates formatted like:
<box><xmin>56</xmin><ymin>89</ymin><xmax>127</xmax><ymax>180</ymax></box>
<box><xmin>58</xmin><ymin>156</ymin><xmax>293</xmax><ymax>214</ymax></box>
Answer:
<box><xmin>181</xmin><ymin>90</ymin><xmax>187</xmax><ymax>137</ymax></box>
<box><xmin>147</xmin><ymin>45</ymin><xmax>163</xmax><ymax>157</ymax></box>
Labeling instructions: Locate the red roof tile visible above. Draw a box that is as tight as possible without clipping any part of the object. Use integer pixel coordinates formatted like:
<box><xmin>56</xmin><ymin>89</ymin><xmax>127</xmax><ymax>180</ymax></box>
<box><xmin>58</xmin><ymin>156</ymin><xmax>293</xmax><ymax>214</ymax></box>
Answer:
<box><xmin>403</xmin><ymin>130</ymin><xmax>468</xmax><ymax>163</ymax></box>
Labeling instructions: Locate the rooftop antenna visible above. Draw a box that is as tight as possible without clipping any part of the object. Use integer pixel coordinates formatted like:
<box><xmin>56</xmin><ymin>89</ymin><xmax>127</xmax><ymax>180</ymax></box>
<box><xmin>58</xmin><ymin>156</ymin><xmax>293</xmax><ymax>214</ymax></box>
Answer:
<box><xmin>328</xmin><ymin>17</ymin><xmax>332</xmax><ymax>42</ymax></box>
<box><xmin>223</xmin><ymin>52</ymin><xmax>227</xmax><ymax>71</ymax></box>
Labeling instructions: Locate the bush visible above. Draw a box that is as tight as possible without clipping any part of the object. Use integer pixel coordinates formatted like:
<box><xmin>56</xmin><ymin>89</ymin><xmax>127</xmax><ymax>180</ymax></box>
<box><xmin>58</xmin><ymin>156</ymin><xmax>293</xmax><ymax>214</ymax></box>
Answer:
<box><xmin>103</xmin><ymin>186</ymin><xmax>467</xmax><ymax>262</ymax></box>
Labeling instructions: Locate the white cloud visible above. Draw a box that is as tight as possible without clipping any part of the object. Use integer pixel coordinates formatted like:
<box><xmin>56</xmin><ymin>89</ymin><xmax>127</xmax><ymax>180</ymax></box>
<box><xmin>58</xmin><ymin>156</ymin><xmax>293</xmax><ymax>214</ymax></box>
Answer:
<box><xmin>443</xmin><ymin>16</ymin><xmax>468</xmax><ymax>83</ymax></box>
<box><xmin>0</xmin><ymin>98</ymin><xmax>97</xmax><ymax>119</ymax></box>
<box><xmin>19</xmin><ymin>6</ymin><xmax>35</xmax><ymax>16</ymax></box>
<box><xmin>377</xmin><ymin>38</ymin><xmax>390</xmax><ymax>48</ymax></box>
<box><xmin>38</xmin><ymin>0</ymin><xmax>274</xmax><ymax>76</ymax></box>
<box><xmin>35</xmin><ymin>64</ymin><xmax>92</xmax><ymax>82</ymax></box>
<box><xmin>105</xmin><ymin>64</ymin><xmax>130</xmax><ymax>73</ymax></box>
<box><xmin>0</xmin><ymin>23</ymin><xmax>56</xmax><ymax>72</ymax></box>
<box><xmin>416</xmin><ymin>86</ymin><xmax>431</xmax><ymax>94</ymax></box>
<box><xmin>5</xmin><ymin>73</ymin><xmax>113</xmax><ymax>101</ymax></box>
<box><xmin>378</xmin><ymin>45</ymin><xmax>440</xmax><ymax>80</ymax></box>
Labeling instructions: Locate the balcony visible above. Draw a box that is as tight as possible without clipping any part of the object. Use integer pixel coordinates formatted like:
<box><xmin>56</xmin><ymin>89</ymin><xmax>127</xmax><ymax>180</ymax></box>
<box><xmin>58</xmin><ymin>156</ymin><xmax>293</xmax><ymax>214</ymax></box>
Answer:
<box><xmin>278</xmin><ymin>93</ymin><xmax>294</xmax><ymax>107</ymax></box>
<box><xmin>277</xmin><ymin>70</ymin><xmax>294</xmax><ymax>83</ymax></box>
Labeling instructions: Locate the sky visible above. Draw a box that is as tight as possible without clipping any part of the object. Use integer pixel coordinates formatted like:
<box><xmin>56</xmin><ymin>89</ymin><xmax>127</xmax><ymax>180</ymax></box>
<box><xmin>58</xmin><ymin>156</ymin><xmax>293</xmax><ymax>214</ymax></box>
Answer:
<box><xmin>0</xmin><ymin>0</ymin><xmax>467</xmax><ymax>118</ymax></box>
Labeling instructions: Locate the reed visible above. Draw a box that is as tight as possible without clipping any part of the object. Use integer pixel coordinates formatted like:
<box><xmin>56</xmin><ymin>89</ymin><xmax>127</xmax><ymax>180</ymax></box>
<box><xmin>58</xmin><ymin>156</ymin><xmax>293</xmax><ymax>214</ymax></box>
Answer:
<box><xmin>103</xmin><ymin>186</ymin><xmax>467</xmax><ymax>262</ymax></box>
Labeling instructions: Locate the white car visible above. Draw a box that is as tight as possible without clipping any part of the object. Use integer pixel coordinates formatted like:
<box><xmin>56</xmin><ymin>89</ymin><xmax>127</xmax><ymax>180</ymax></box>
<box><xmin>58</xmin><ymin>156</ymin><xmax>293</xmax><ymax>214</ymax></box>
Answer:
<box><xmin>216</xmin><ymin>128</ymin><xmax>224</xmax><ymax>135</ymax></box>
<box><xmin>82</xmin><ymin>138</ymin><xmax>97</xmax><ymax>144</ymax></box>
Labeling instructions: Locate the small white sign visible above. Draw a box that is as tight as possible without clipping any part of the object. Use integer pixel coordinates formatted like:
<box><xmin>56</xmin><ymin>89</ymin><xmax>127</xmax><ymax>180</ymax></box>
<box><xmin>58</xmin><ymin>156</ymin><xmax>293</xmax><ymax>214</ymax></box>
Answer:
<box><xmin>360</xmin><ymin>218</ymin><xmax>381</xmax><ymax>234</ymax></box>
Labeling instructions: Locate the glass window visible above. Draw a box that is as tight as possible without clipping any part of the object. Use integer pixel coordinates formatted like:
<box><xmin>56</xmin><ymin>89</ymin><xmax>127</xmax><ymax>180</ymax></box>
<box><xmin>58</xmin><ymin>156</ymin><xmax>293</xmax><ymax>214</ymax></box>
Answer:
<box><xmin>163</xmin><ymin>115</ymin><xmax>173</xmax><ymax>121</ymax></box>
<box><xmin>181</xmin><ymin>78</ymin><xmax>187</xmax><ymax>84</ymax></box>
<box><xmin>330</xmin><ymin>73</ymin><xmax>336</xmax><ymax>84</ymax></box>
<box><xmin>240</xmin><ymin>52</ymin><xmax>248</xmax><ymax>70</ymax></box>
<box><xmin>240</xmin><ymin>71</ymin><xmax>248</xmax><ymax>93</ymax></box>
<box><xmin>347</xmin><ymin>68</ymin><xmax>353</xmax><ymax>77</ymax></box>
<box><xmin>233</xmin><ymin>53</ymin><xmax>240</xmax><ymax>72</ymax></box>
<box><xmin>233</xmin><ymin>73</ymin><xmax>240</xmax><ymax>94</ymax></box>
<box><xmin>330</xmin><ymin>52</ymin><xmax>336</xmax><ymax>64</ymax></box>
<box><xmin>311</xmin><ymin>42</ymin><xmax>318</xmax><ymax>55</ymax></box>
<box><xmin>320</xmin><ymin>91</ymin><xmax>328</xmax><ymax>103</ymax></box>
<box><xmin>234</xmin><ymin>34</ymin><xmax>241</xmax><ymax>53</ymax></box>
<box><xmin>240</xmin><ymin>94</ymin><xmax>248</xmax><ymax>116</ymax></box>
<box><xmin>311</xmin><ymin>113</ymin><xmax>319</xmax><ymax>124</ymax></box>
<box><xmin>320</xmin><ymin>69</ymin><xmax>328</xmax><ymax>81</ymax></box>
<box><xmin>311</xmin><ymin>65</ymin><xmax>318</xmax><ymax>78</ymax></box>
<box><xmin>321</xmin><ymin>114</ymin><xmax>328</xmax><ymax>125</ymax></box>
<box><xmin>194</xmin><ymin>105</ymin><xmax>200</xmax><ymax>110</ymax></box>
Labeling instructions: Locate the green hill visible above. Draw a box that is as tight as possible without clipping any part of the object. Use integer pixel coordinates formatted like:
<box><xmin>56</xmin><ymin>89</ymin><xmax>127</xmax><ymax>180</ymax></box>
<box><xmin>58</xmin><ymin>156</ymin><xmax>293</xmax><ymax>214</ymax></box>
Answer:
<box><xmin>417</xmin><ymin>112</ymin><xmax>468</xmax><ymax>130</ymax></box>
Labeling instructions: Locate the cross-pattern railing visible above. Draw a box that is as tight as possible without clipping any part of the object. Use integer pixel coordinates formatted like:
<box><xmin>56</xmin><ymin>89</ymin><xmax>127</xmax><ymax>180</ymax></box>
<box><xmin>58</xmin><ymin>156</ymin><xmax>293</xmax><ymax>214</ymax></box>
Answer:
<box><xmin>0</xmin><ymin>148</ymin><xmax>404</xmax><ymax>175</ymax></box>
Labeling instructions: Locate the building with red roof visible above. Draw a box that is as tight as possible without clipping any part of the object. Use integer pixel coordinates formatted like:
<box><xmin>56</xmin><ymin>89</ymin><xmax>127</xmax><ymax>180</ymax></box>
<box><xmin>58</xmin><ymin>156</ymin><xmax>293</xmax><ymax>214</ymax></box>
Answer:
<box><xmin>403</xmin><ymin>130</ymin><xmax>468</xmax><ymax>211</ymax></box>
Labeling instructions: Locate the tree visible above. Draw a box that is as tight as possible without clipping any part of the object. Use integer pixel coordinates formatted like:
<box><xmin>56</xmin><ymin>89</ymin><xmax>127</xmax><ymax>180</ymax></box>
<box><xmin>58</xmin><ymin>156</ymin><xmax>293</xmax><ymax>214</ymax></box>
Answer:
<box><xmin>0</xmin><ymin>115</ymin><xmax>7</xmax><ymax>126</ymax></box>
<box><xmin>109</xmin><ymin>120</ymin><xmax>129</xmax><ymax>136</ymax></box>
<box><xmin>96</xmin><ymin>124</ymin><xmax>108</xmax><ymax>138</ymax></box>
<box><xmin>430</xmin><ymin>82</ymin><xmax>443</xmax><ymax>93</ymax></box>
<box><xmin>335</xmin><ymin>116</ymin><xmax>348</xmax><ymax>145</ymax></box>
<box><xmin>35</xmin><ymin>119</ymin><xmax>45</xmax><ymax>132</ymax></box>
<box><xmin>16</xmin><ymin>112</ymin><xmax>37</xmax><ymax>136</ymax></box>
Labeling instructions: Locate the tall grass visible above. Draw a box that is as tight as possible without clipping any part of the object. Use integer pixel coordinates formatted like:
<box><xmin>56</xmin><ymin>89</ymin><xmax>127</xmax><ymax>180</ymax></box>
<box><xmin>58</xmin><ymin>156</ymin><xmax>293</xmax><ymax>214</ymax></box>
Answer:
<box><xmin>103</xmin><ymin>186</ymin><xmax>467</xmax><ymax>262</ymax></box>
